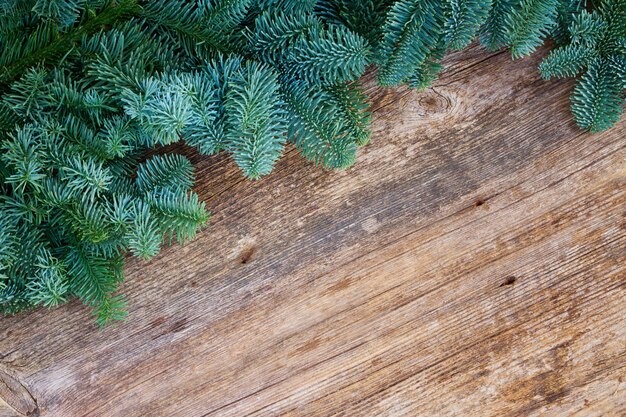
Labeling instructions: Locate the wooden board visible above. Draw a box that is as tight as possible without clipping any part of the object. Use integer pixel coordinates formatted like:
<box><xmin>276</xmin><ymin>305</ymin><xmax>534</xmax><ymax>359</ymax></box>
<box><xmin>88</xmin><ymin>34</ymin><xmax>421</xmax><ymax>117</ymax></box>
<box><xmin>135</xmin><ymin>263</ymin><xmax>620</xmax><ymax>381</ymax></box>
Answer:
<box><xmin>1</xmin><ymin>44</ymin><xmax>625</xmax><ymax>417</ymax></box>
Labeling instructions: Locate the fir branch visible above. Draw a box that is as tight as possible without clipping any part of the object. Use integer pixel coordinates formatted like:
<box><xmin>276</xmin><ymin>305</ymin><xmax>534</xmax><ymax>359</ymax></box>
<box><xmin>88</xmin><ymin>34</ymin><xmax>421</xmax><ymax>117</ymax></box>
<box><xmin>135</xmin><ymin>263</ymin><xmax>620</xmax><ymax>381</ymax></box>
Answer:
<box><xmin>377</xmin><ymin>0</ymin><xmax>445</xmax><ymax>86</ymax></box>
<box><xmin>136</xmin><ymin>154</ymin><xmax>194</xmax><ymax>195</ymax></box>
<box><xmin>287</xmin><ymin>24</ymin><xmax>370</xmax><ymax>86</ymax></box>
<box><xmin>408</xmin><ymin>58</ymin><xmax>444</xmax><ymax>90</ymax></box>
<box><xmin>141</xmin><ymin>0</ymin><xmax>252</xmax><ymax>56</ymax></box>
<box><xmin>125</xmin><ymin>200</ymin><xmax>162</xmax><ymax>259</ymax></box>
<box><xmin>481</xmin><ymin>0</ymin><xmax>516</xmax><ymax>50</ymax></box>
<box><xmin>540</xmin><ymin>43</ymin><xmax>598</xmax><ymax>79</ymax></box>
<box><xmin>248</xmin><ymin>10</ymin><xmax>322</xmax><ymax>63</ymax></box>
<box><xmin>443</xmin><ymin>0</ymin><xmax>491</xmax><ymax>51</ymax></box>
<box><xmin>571</xmin><ymin>58</ymin><xmax>624</xmax><ymax>132</ymax></box>
<box><xmin>149</xmin><ymin>188</ymin><xmax>209</xmax><ymax>244</ymax></box>
<box><xmin>224</xmin><ymin>61</ymin><xmax>286</xmax><ymax>179</ymax></box>
<box><xmin>551</xmin><ymin>0</ymin><xmax>584</xmax><ymax>45</ymax></box>
<box><xmin>0</xmin><ymin>0</ymin><xmax>140</xmax><ymax>86</ymax></box>
<box><xmin>505</xmin><ymin>0</ymin><xmax>559</xmax><ymax>59</ymax></box>
<box><xmin>25</xmin><ymin>249</ymin><xmax>68</xmax><ymax>308</ymax></box>
<box><xmin>315</xmin><ymin>0</ymin><xmax>395</xmax><ymax>49</ymax></box>
<box><xmin>282</xmin><ymin>78</ymin><xmax>359</xmax><ymax>169</ymax></box>
<box><xmin>324</xmin><ymin>81</ymin><xmax>372</xmax><ymax>146</ymax></box>
<box><xmin>65</xmin><ymin>243</ymin><xmax>125</xmax><ymax>324</ymax></box>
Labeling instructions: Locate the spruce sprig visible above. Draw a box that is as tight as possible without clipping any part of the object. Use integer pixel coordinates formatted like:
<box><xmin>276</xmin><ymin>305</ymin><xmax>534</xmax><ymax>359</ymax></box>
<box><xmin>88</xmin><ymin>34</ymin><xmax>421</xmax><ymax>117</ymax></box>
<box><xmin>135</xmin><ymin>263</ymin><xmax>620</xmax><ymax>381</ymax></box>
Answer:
<box><xmin>540</xmin><ymin>1</ymin><xmax>625</xmax><ymax>131</ymax></box>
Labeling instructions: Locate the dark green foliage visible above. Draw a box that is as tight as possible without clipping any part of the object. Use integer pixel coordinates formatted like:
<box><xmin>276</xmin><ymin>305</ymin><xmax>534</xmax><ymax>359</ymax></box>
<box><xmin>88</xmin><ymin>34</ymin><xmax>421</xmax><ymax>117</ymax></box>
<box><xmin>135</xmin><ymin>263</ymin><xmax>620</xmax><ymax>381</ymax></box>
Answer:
<box><xmin>340</xmin><ymin>0</ymin><xmax>492</xmax><ymax>88</ymax></box>
<box><xmin>283</xmin><ymin>77</ymin><xmax>361</xmax><ymax>168</ymax></box>
<box><xmin>408</xmin><ymin>58</ymin><xmax>445</xmax><ymax>90</ymax></box>
<box><xmin>245</xmin><ymin>8</ymin><xmax>371</xmax><ymax>169</ymax></box>
<box><xmin>444</xmin><ymin>0</ymin><xmax>493</xmax><ymax>51</ymax></box>
<box><xmin>286</xmin><ymin>25</ymin><xmax>370</xmax><ymax>85</ymax></box>
<box><xmin>481</xmin><ymin>0</ymin><xmax>515</xmax><ymax>50</ymax></box>
<box><xmin>376</xmin><ymin>0</ymin><xmax>446</xmax><ymax>86</ymax></box>
<box><xmin>248</xmin><ymin>10</ymin><xmax>323</xmax><ymax>63</ymax></box>
<box><xmin>551</xmin><ymin>0</ymin><xmax>585</xmax><ymax>44</ymax></box>
<box><xmin>571</xmin><ymin>58</ymin><xmax>624</xmax><ymax>132</ymax></box>
<box><xmin>0</xmin><ymin>0</ymin><xmax>140</xmax><ymax>84</ymax></box>
<box><xmin>326</xmin><ymin>82</ymin><xmax>372</xmax><ymax>146</ymax></box>
<box><xmin>314</xmin><ymin>0</ymin><xmax>396</xmax><ymax>48</ymax></box>
<box><xmin>0</xmin><ymin>2</ymin><xmax>211</xmax><ymax>324</ymax></box>
<box><xmin>136</xmin><ymin>154</ymin><xmax>194</xmax><ymax>195</ymax></box>
<box><xmin>223</xmin><ymin>61</ymin><xmax>285</xmax><ymax>178</ymax></box>
<box><xmin>0</xmin><ymin>0</ymin><xmax>372</xmax><ymax>324</ymax></box>
<box><xmin>0</xmin><ymin>100</ymin><xmax>209</xmax><ymax>323</ymax></box>
<box><xmin>540</xmin><ymin>1</ymin><xmax>625</xmax><ymax>131</ymax></box>
<box><xmin>504</xmin><ymin>0</ymin><xmax>560</xmax><ymax>58</ymax></box>
<box><xmin>481</xmin><ymin>0</ymin><xmax>559</xmax><ymax>57</ymax></box>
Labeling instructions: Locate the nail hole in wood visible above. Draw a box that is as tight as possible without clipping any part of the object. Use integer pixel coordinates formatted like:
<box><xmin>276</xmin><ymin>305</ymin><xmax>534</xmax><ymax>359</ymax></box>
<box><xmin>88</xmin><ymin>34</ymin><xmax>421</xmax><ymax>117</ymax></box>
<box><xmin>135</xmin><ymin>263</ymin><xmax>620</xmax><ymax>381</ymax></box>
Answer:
<box><xmin>474</xmin><ymin>199</ymin><xmax>485</xmax><ymax>208</ymax></box>
<box><xmin>500</xmin><ymin>276</ymin><xmax>516</xmax><ymax>287</ymax></box>
<box><xmin>240</xmin><ymin>245</ymin><xmax>257</xmax><ymax>264</ymax></box>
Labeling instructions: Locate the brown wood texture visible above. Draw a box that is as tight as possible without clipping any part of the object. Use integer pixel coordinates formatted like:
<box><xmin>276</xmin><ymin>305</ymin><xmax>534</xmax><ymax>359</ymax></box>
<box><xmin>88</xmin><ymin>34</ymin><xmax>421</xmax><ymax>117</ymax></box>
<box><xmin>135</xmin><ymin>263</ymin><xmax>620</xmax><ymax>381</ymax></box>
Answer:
<box><xmin>1</xmin><ymin>45</ymin><xmax>625</xmax><ymax>417</ymax></box>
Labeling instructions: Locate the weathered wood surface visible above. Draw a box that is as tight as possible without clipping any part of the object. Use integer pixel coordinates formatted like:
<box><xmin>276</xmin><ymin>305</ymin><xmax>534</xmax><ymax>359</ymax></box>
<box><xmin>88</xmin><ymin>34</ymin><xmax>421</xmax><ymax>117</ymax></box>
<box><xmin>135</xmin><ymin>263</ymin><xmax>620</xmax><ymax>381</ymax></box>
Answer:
<box><xmin>1</xmin><ymin>45</ymin><xmax>625</xmax><ymax>417</ymax></box>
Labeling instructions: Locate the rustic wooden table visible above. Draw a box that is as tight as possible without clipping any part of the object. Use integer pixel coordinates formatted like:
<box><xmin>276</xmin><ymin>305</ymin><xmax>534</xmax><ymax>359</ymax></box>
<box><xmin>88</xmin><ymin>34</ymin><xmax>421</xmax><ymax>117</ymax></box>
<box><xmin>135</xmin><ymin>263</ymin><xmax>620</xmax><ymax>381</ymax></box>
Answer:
<box><xmin>1</xmin><ymin>45</ymin><xmax>624</xmax><ymax>417</ymax></box>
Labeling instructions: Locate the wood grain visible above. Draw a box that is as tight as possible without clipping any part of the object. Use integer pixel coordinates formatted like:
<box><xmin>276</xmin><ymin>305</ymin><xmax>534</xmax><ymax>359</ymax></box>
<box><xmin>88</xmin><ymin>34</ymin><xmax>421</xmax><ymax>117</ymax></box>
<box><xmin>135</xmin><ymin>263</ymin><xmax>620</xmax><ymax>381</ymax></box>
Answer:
<box><xmin>0</xmin><ymin>44</ymin><xmax>624</xmax><ymax>417</ymax></box>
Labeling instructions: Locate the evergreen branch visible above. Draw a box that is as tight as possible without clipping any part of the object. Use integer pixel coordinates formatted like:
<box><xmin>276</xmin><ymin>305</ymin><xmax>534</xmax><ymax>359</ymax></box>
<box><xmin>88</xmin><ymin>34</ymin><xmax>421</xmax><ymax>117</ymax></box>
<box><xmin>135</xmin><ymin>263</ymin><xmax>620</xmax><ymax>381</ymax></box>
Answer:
<box><xmin>224</xmin><ymin>61</ymin><xmax>286</xmax><ymax>179</ymax></box>
<box><xmin>481</xmin><ymin>0</ymin><xmax>515</xmax><ymax>50</ymax></box>
<box><xmin>136</xmin><ymin>153</ymin><xmax>194</xmax><ymax>195</ymax></box>
<box><xmin>571</xmin><ymin>58</ymin><xmax>624</xmax><ymax>132</ymax></box>
<box><xmin>315</xmin><ymin>0</ymin><xmax>395</xmax><ymax>49</ymax></box>
<box><xmin>282</xmin><ymin>78</ymin><xmax>358</xmax><ymax>169</ymax></box>
<box><xmin>443</xmin><ymin>0</ymin><xmax>491</xmax><ymax>51</ymax></box>
<box><xmin>248</xmin><ymin>10</ymin><xmax>322</xmax><ymax>63</ymax></box>
<box><xmin>324</xmin><ymin>81</ymin><xmax>372</xmax><ymax>146</ymax></box>
<box><xmin>65</xmin><ymin>243</ymin><xmax>125</xmax><ymax>323</ymax></box>
<box><xmin>141</xmin><ymin>0</ymin><xmax>252</xmax><ymax>56</ymax></box>
<box><xmin>377</xmin><ymin>0</ymin><xmax>445</xmax><ymax>86</ymax></box>
<box><xmin>551</xmin><ymin>0</ymin><xmax>584</xmax><ymax>45</ymax></box>
<box><xmin>149</xmin><ymin>188</ymin><xmax>209</xmax><ymax>244</ymax></box>
<box><xmin>540</xmin><ymin>43</ymin><xmax>598</xmax><ymax>79</ymax></box>
<box><xmin>287</xmin><ymin>24</ymin><xmax>370</xmax><ymax>86</ymax></box>
<box><xmin>505</xmin><ymin>0</ymin><xmax>559</xmax><ymax>59</ymax></box>
<box><xmin>408</xmin><ymin>58</ymin><xmax>444</xmax><ymax>90</ymax></box>
<box><xmin>126</xmin><ymin>200</ymin><xmax>161</xmax><ymax>259</ymax></box>
<box><xmin>25</xmin><ymin>249</ymin><xmax>68</xmax><ymax>308</ymax></box>
<box><xmin>0</xmin><ymin>0</ymin><xmax>140</xmax><ymax>86</ymax></box>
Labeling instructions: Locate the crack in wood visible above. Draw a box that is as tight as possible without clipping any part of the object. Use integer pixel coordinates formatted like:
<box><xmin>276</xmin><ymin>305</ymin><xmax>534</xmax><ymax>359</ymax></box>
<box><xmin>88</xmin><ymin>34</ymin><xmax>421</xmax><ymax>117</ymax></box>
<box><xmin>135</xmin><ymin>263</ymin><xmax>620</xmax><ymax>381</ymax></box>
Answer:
<box><xmin>0</xmin><ymin>367</ymin><xmax>39</xmax><ymax>417</ymax></box>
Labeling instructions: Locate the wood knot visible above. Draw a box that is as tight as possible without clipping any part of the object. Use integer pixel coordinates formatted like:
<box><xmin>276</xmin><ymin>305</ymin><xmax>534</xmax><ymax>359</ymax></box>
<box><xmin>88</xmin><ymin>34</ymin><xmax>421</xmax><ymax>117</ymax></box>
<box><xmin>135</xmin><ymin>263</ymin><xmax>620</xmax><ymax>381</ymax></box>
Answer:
<box><xmin>232</xmin><ymin>237</ymin><xmax>259</xmax><ymax>266</ymax></box>
<box><xmin>417</xmin><ymin>89</ymin><xmax>453</xmax><ymax>117</ymax></box>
